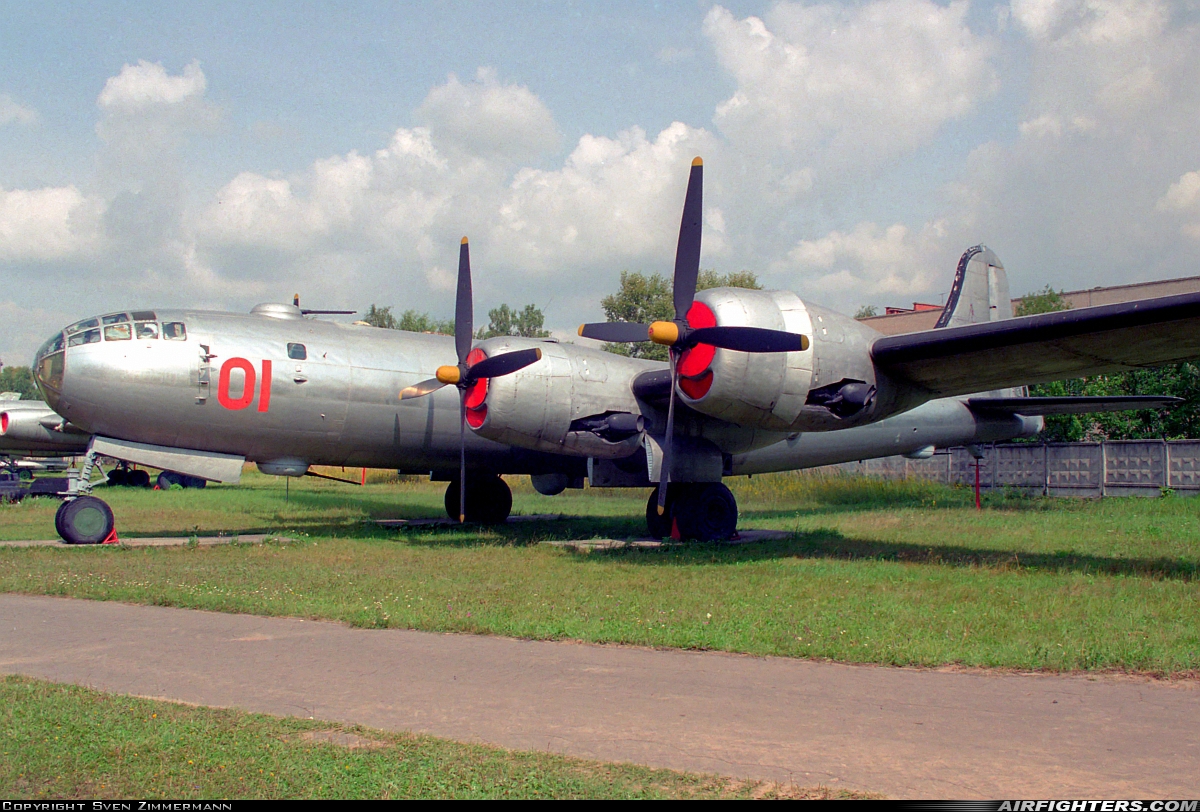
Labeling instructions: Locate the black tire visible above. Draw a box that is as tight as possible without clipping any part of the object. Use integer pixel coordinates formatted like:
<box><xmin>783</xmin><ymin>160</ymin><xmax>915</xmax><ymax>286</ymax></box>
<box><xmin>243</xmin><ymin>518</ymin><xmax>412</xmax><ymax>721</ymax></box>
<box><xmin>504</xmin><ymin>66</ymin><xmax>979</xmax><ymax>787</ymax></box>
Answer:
<box><xmin>672</xmin><ymin>482</ymin><xmax>738</xmax><ymax>541</ymax></box>
<box><xmin>128</xmin><ymin>469</ymin><xmax>151</xmax><ymax>488</ymax></box>
<box><xmin>54</xmin><ymin>500</ymin><xmax>69</xmax><ymax>539</ymax></box>
<box><xmin>157</xmin><ymin>471</ymin><xmax>183</xmax><ymax>489</ymax></box>
<box><xmin>444</xmin><ymin>475</ymin><xmax>513</xmax><ymax>524</ymax></box>
<box><xmin>106</xmin><ymin>468</ymin><xmax>127</xmax><ymax>487</ymax></box>
<box><xmin>58</xmin><ymin>496</ymin><xmax>115</xmax><ymax>544</ymax></box>
<box><xmin>645</xmin><ymin>486</ymin><xmax>674</xmax><ymax>539</ymax></box>
<box><xmin>184</xmin><ymin>476</ymin><xmax>207</xmax><ymax>489</ymax></box>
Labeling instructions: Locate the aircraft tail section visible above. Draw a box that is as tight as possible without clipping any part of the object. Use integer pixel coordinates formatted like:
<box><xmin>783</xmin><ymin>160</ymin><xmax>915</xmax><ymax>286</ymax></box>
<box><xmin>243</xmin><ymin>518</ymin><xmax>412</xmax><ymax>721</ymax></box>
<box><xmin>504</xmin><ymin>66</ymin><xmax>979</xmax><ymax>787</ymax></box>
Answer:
<box><xmin>935</xmin><ymin>246</ymin><xmax>1011</xmax><ymax>329</ymax></box>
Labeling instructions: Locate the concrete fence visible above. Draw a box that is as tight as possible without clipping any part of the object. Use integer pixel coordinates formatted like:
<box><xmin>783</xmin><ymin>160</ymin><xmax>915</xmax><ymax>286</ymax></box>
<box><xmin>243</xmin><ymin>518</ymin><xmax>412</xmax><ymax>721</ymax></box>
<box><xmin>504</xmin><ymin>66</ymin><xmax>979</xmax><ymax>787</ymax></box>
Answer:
<box><xmin>827</xmin><ymin>440</ymin><xmax>1200</xmax><ymax>497</ymax></box>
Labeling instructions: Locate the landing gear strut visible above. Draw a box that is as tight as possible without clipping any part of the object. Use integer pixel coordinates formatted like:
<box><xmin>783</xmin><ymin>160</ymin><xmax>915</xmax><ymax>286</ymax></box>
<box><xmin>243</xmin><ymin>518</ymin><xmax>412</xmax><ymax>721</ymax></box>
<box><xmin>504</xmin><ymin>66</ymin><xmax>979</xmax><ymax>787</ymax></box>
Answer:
<box><xmin>55</xmin><ymin>447</ymin><xmax>116</xmax><ymax>544</ymax></box>
<box><xmin>646</xmin><ymin>482</ymin><xmax>738</xmax><ymax>542</ymax></box>
<box><xmin>444</xmin><ymin>474</ymin><xmax>513</xmax><ymax>524</ymax></box>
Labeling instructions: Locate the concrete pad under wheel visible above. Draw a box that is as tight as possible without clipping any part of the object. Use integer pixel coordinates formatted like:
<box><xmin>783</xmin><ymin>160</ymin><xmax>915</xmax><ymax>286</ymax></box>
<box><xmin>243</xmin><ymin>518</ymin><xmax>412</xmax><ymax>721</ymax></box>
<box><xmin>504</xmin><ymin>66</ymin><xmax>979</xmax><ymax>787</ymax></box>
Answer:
<box><xmin>543</xmin><ymin>529</ymin><xmax>790</xmax><ymax>549</ymax></box>
<box><xmin>371</xmin><ymin>514</ymin><xmax>562</xmax><ymax>528</ymax></box>
<box><xmin>0</xmin><ymin>534</ymin><xmax>289</xmax><ymax>548</ymax></box>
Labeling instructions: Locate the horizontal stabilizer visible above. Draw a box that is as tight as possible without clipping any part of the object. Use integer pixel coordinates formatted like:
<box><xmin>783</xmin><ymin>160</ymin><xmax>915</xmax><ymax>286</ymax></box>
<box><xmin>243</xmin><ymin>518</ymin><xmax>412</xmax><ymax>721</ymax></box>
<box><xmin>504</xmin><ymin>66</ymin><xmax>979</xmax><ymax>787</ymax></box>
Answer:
<box><xmin>872</xmin><ymin>292</ymin><xmax>1200</xmax><ymax>398</ymax></box>
<box><xmin>966</xmin><ymin>395</ymin><xmax>1182</xmax><ymax>416</ymax></box>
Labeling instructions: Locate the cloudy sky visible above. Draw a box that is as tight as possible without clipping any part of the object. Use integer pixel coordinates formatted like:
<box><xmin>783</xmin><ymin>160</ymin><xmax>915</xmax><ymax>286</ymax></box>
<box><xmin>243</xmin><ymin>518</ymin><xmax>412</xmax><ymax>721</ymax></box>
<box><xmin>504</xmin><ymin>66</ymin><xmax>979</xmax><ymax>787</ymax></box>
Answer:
<box><xmin>2</xmin><ymin>0</ymin><xmax>1200</xmax><ymax>364</ymax></box>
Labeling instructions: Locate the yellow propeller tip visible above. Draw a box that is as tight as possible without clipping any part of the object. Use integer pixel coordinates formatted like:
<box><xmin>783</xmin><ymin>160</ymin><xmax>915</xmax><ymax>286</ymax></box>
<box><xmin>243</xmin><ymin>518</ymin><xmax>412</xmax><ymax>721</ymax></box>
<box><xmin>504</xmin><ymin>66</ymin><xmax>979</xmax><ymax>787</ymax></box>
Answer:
<box><xmin>577</xmin><ymin>325</ymin><xmax>585</xmax><ymax>336</ymax></box>
<box><xmin>459</xmin><ymin>514</ymin><xmax>465</xmax><ymax>522</ymax></box>
<box><xmin>461</xmin><ymin>236</ymin><xmax>468</xmax><ymax>244</ymax></box>
<box><xmin>656</xmin><ymin>505</ymin><xmax>665</xmax><ymax>515</ymax></box>
<box><xmin>692</xmin><ymin>156</ymin><xmax>703</xmax><ymax>167</ymax></box>
<box><xmin>534</xmin><ymin>348</ymin><xmax>542</xmax><ymax>360</ymax></box>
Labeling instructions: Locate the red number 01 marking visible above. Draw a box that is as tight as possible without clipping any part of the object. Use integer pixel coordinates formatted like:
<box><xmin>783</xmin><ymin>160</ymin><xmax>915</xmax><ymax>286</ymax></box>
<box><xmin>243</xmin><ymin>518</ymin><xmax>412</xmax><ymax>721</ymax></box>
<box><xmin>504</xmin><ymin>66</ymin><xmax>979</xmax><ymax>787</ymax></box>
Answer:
<box><xmin>217</xmin><ymin>358</ymin><xmax>273</xmax><ymax>412</ymax></box>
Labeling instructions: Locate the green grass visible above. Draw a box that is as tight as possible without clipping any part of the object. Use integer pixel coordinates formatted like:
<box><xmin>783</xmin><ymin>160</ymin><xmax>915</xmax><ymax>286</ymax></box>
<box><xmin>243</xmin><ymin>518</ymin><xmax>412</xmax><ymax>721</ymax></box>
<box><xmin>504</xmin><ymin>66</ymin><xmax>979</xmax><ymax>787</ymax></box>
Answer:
<box><xmin>0</xmin><ymin>675</ymin><xmax>849</xmax><ymax>799</ymax></box>
<box><xmin>2</xmin><ymin>471</ymin><xmax>1198</xmax><ymax>674</ymax></box>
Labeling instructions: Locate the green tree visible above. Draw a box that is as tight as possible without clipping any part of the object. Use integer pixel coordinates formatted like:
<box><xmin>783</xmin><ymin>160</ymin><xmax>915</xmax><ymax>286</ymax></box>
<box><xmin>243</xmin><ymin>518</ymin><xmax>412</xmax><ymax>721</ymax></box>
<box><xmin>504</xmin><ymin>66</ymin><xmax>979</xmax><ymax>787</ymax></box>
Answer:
<box><xmin>599</xmin><ymin>270</ymin><xmax>762</xmax><ymax>361</ymax></box>
<box><xmin>0</xmin><ymin>364</ymin><xmax>39</xmax><ymax>399</ymax></box>
<box><xmin>363</xmin><ymin>304</ymin><xmax>454</xmax><ymax>335</ymax></box>
<box><xmin>362</xmin><ymin>304</ymin><xmax>397</xmax><ymax>329</ymax></box>
<box><xmin>1015</xmin><ymin>285</ymin><xmax>1070</xmax><ymax>317</ymax></box>
<box><xmin>476</xmin><ymin>304</ymin><xmax>550</xmax><ymax>339</ymax></box>
<box><xmin>854</xmin><ymin>305</ymin><xmax>879</xmax><ymax>319</ymax></box>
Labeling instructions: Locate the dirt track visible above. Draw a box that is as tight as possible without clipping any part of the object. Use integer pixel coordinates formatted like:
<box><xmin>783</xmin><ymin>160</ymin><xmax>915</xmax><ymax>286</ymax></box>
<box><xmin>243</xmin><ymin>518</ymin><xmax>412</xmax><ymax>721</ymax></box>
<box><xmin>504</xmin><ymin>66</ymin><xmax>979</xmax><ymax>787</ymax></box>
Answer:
<box><xmin>1</xmin><ymin>594</ymin><xmax>1195</xmax><ymax>798</ymax></box>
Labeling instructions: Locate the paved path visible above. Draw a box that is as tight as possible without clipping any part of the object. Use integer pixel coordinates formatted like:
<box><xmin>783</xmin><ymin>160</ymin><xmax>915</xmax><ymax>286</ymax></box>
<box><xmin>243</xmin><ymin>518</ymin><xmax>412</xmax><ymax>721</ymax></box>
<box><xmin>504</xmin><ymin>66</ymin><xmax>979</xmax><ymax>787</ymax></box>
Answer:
<box><xmin>1</xmin><ymin>595</ymin><xmax>1195</xmax><ymax>799</ymax></box>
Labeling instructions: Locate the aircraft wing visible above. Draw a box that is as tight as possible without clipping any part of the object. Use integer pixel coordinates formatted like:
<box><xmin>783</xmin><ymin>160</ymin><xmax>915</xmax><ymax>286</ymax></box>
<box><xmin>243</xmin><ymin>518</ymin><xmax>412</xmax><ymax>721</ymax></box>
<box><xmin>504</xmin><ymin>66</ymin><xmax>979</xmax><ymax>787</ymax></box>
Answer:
<box><xmin>871</xmin><ymin>292</ymin><xmax>1200</xmax><ymax>398</ymax></box>
<box><xmin>965</xmin><ymin>395</ymin><xmax>1182</xmax><ymax>416</ymax></box>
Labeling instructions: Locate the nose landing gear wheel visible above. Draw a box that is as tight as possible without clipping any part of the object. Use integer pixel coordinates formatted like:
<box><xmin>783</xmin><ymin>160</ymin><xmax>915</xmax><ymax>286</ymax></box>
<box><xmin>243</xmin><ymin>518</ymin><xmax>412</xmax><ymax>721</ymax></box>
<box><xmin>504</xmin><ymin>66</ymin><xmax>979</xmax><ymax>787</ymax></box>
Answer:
<box><xmin>444</xmin><ymin>474</ymin><xmax>513</xmax><ymax>524</ymax></box>
<box><xmin>57</xmin><ymin>496</ymin><xmax>115</xmax><ymax>544</ymax></box>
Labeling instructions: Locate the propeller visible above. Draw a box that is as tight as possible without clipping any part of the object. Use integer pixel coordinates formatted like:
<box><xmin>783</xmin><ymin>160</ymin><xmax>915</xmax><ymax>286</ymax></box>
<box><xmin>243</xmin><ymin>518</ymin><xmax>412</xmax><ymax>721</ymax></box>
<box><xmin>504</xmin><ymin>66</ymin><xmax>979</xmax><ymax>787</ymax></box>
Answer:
<box><xmin>397</xmin><ymin>237</ymin><xmax>543</xmax><ymax>521</ymax></box>
<box><xmin>578</xmin><ymin>157</ymin><xmax>811</xmax><ymax>520</ymax></box>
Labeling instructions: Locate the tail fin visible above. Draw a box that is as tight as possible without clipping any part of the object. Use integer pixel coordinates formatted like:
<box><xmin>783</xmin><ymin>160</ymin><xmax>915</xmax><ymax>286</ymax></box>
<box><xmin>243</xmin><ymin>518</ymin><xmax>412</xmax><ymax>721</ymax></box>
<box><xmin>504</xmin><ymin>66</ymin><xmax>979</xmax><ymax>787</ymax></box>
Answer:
<box><xmin>935</xmin><ymin>246</ymin><xmax>1011</xmax><ymax>329</ymax></box>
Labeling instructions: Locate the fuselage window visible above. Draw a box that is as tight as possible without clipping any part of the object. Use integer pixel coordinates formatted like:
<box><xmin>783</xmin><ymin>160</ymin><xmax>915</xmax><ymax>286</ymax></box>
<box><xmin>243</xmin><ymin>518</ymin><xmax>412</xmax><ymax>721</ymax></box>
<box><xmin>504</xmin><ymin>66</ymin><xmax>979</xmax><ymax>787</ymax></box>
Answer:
<box><xmin>163</xmin><ymin>322</ymin><xmax>187</xmax><ymax>340</ymax></box>
<box><xmin>68</xmin><ymin>329</ymin><xmax>101</xmax><ymax>347</ymax></box>
<box><xmin>136</xmin><ymin>322</ymin><xmax>159</xmax><ymax>340</ymax></box>
<box><xmin>104</xmin><ymin>323</ymin><xmax>132</xmax><ymax>341</ymax></box>
<box><xmin>287</xmin><ymin>343</ymin><xmax>307</xmax><ymax>360</ymax></box>
<box><xmin>131</xmin><ymin>310</ymin><xmax>156</xmax><ymax>321</ymax></box>
<box><xmin>65</xmin><ymin>318</ymin><xmax>99</xmax><ymax>335</ymax></box>
<box><xmin>102</xmin><ymin>313</ymin><xmax>130</xmax><ymax>326</ymax></box>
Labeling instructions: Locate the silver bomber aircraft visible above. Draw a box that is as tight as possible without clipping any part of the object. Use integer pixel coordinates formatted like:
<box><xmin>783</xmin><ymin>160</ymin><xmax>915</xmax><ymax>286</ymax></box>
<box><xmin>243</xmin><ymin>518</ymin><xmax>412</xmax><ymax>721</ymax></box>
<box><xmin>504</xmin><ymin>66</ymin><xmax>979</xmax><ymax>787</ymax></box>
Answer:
<box><xmin>30</xmin><ymin>158</ymin><xmax>1197</xmax><ymax>543</ymax></box>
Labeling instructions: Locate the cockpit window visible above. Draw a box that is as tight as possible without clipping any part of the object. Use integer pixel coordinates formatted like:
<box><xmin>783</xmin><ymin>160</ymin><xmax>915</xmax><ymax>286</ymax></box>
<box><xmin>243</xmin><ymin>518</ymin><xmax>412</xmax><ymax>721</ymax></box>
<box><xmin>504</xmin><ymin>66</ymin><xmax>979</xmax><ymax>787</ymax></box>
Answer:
<box><xmin>163</xmin><ymin>322</ymin><xmax>186</xmax><ymax>340</ymax></box>
<box><xmin>287</xmin><ymin>343</ymin><xmax>307</xmax><ymax>360</ymax></box>
<box><xmin>104</xmin><ymin>323</ymin><xmax>132</xmax><ymax>341</ymax></box>
<box><xmin>102</xmin><ymin>313</ymin><xmax>130</xmax><ymax>325</ymax></box>
<box><xmin>38</xmin><ymin>333</ymin><xmax>65</xmax><ymax>357</ymax></box>
<box><xmin>68</xmin><ymin>329</ymin><xmax>101</xmax><ymax>347</ymax></box>
<box><xmin>131</xmin><ymin>310</ymin><xmax>156</xmax><ymax>321</ymax></box>
<box><xmin>65</xmin><ymin>318</ymin><xmax>99</xmax><ymax>335</ymax></box>
<box><xmin>136</xmin><ymin>322</ymin><xmax>159</xmax><ymax>340</ymax></box>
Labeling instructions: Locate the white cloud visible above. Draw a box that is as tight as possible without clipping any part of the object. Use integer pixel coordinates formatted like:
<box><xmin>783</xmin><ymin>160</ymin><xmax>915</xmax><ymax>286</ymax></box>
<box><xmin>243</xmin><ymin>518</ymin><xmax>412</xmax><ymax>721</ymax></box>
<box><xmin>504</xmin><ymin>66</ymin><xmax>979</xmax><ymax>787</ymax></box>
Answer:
<box><xmin>1157</xmin><ymin>170</ymin><xmax>1200</xmax><ymax>240</ymax></box>
<box><xmin>780</xmin><ymin>220</ymin><xmax>949</xmax><ymax>301</ymax></box>
<box><xmin>97</xmin><ymin>60</ymin><xmax>207</xmax><ymax>111</ymax></box>
<box><xmin>416</xmin><ymin>67</ymin><xmax>559</xmax><ymax>164</ymax></box>
<box><xmin>489</xmin><ymin>122</ymin><xmax>721</xmax><ymax>273</ymax></box>
<box><xmin>0</xmin><ymin>186</ymin><xmax>105</xmax><ymax>262</ymax></box>
<box><xmin>0</xmin><ymin>94</ymin><xmax>37</xmax><ymax>126</ymax></box>
<box><xmin>703</xmin><ymin>1</ymin><xmax>997</xmax><ymax>170</ymax></box>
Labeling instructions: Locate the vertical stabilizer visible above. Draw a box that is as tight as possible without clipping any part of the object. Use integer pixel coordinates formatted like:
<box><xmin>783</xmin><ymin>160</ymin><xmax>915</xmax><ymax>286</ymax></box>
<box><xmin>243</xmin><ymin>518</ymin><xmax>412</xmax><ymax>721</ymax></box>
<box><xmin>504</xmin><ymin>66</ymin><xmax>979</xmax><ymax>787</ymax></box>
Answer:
<box><xmin>935</xmin><ymin>246</ymin><xmax>1011</xmax><ymax>329</ymax></box>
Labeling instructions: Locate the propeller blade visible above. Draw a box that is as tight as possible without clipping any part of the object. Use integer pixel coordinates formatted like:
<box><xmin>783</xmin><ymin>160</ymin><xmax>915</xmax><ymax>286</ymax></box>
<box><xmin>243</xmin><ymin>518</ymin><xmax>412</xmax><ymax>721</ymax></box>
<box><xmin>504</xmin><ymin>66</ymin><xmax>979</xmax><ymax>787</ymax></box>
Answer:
<box><xmin>686</xmin><ymin>326</ymin><xmax>809</xmax><ymax>353</ymax></box>
<box><xmin>455</xmin><ymin>237</ymin><xmax>473</xmax><ymax>366</ymax></box>
<box><xmin>399</xmin><ymin>378</ymin><xmax>447</xmax><ymax>400</ymax></box>
<box><xmin>577</xmin><ymin>322</ymin><xmax>652</xmax><ymax>343</ymax></box>
<box><xmin>464</xmin><ymin>348</ymin><xmax>542</xmax><ymax>382</ymax></box>
<box><xmin>458</xmin><ymin>387</ymin><xmax>467</xmax><ymax>523</ymax></box>
<box><xmin>657</xmin><ymin>349</ymin><xmax>679</xmax><ymax>518</ymax></box>
<box><xmin>673</xmin><ymin>157</ymin><xmax>704</xmax><ymax>321</ymax></box>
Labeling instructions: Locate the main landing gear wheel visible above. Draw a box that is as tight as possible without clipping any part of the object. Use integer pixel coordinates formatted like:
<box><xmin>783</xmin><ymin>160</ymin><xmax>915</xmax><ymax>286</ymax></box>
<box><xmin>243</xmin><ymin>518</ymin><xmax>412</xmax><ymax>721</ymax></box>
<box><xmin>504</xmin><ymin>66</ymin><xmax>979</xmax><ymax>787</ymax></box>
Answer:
<box><xmin>645</xmin><ymin>485</ymin><xmax>677</xmax><ymax>539</ymax></box>
<box><xmin>57</xmin><ymin>496</ymin><xmax>115</xmax><ymax>544</ymax></box>
<box><xmin>646</xmin><ymin>482</ymin><xmax>738</xmax><ymax>542</ymax></box>
<box><xmin>444</xmin><ymin>474</ymin><xmax>513</xmax><ymax>524</ymax></box>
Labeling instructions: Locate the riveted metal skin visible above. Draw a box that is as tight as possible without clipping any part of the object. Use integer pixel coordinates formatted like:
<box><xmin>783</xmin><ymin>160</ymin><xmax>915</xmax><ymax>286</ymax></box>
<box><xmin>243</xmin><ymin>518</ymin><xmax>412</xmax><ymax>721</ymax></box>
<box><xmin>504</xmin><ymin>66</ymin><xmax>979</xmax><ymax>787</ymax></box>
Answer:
<box><xmin>36</xmin><ymin>308</ymin><xmax>586</xmax><ymax>477</ymax></box>
<box><xmin>468</xmin><ymin>336</ymin><xmax>649</xmax><ymax>459</ymax></box>
<box><xmin>676</xmin><ymin>288</ymin><xmax>892</xmax><ymax>432</ymax></box>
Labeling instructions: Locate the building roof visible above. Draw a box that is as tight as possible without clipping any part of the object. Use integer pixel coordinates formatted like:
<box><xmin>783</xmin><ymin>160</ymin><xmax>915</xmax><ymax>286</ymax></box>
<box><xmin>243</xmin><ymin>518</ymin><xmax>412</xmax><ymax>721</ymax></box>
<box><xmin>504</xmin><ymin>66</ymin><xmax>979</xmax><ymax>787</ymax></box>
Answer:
<box><xmin>858</xmin><ymin>274</ymin><xmax>1200</xmax><ymax>336</ymax></box>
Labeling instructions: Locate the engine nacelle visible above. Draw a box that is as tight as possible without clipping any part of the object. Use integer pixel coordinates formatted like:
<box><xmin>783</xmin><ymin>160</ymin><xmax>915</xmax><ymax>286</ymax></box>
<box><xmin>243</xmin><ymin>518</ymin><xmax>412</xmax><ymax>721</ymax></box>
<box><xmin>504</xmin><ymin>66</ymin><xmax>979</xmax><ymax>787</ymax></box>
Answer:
<box><xmin>0</xmin><ymin>406</ymin><xmax>87</xmax><ymax>450</ymax></box>
<box><xmin>676</xmin><ymin>288</ymin><xmax>882</xmax><ymax>432</ymax></box>
<box><xmin>465</xmin><ymin>338</ymin><xmax>648</xmax><ymax>458</ymax></box>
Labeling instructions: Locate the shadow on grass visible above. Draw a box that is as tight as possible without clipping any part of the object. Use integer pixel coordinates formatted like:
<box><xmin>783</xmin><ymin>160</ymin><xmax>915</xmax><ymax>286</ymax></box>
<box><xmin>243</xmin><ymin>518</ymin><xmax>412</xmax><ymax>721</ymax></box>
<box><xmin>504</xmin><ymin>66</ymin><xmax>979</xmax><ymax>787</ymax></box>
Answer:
<box><xmin>568</xmin><ymin>528</ymin><xmax>1200</xmax><ymax>581</ymax></box>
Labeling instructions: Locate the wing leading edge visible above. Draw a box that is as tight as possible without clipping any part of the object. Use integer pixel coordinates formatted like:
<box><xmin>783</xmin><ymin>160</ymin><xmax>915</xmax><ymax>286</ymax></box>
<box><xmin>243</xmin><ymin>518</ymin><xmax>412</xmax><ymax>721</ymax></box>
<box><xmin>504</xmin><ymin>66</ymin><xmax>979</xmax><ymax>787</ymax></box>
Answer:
<box><xmin>872</xmin><ymin>292</ymin><xmax>1200</xmax><ymax>398</ymax></box>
